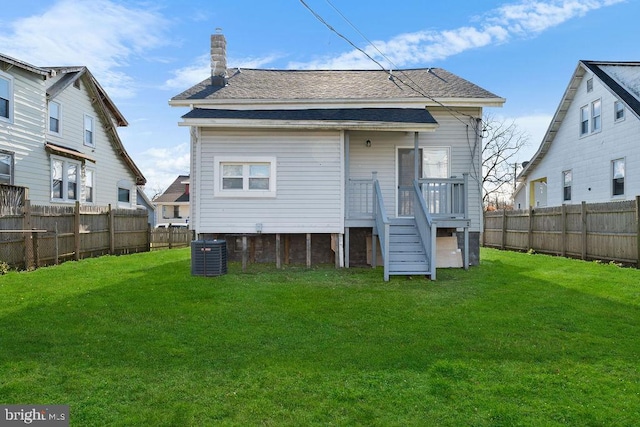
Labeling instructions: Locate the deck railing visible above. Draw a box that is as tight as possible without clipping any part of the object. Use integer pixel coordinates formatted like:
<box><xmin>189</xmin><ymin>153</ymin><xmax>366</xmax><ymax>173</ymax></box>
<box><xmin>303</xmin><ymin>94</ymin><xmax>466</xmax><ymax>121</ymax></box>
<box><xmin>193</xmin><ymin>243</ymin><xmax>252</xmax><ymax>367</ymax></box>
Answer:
<box><xmin>418</xmin><ymin>174</ymin><xmax>468</xmax><ymax>220</ymax></box>
<box><xmin>347</xmin><ymin>178</ymin><xmax>374</xmax><ymax>219</ymax></box>
<box><xmin>413</xmin><ymin>180</ymin><xmax>437</xmax><ymax>280</ymax></box>
<box><xmin>372</xmin><ymin>179</ymin><xmax>390</xmax><ymax>281</ymax></box>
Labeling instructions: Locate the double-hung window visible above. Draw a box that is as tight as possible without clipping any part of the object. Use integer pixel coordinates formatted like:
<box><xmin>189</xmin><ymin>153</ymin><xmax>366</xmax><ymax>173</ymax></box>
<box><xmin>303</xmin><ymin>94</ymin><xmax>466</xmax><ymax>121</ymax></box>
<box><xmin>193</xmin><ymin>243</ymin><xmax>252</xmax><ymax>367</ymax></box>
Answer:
<box><xmin>614</xmin><ymin>101</ymin><xmax>625</xmax><ymax>122</ymax></box>
<box><xmin>612</xmin><ymin>158</ymin><xmax>625</xmax><ymax>197</ymax></box>
<box><xmin>0</xmin><ymin>151</ymin><xmax>13</xmax><ymax>184</ymax></box>
<box><xmin>84</xmin><ymin>114</ymin><xmax>94</xmax><ymax>147</ymax></box>
<box><xmin>85</xmin><ymin>168</ymin><xmax>95</xmax><ymax>203</ymax></box>
<box><xmin>214</xmin><ymin>157</ymin><xmax>277</xmax><ymax>198</ymax></box>
<box><xmin>49</xmin><ymin>101</ymin><xmax>61</xmax><ymax>134</ymax></box>
<box><xmin>580</xmin><ymin>106</ymin><xmax>589</xmax><ymax>136</ymax></box>
<box><xmin>0</xmin><ymin>72</ymin><xmax>13</xmax><ymax>123</ymax></box>
<box><xmin>562</xmin><ymin>170</ymin><xmax>572</xmax><ymax>202</ymax></box>
<box><xmin>591</xmin><ymin>100</ymin><xmax>601</xmax><ymax>133</ymax></box>
<box><xmin>51</xmin><ymin>157</ymin><xmax>80</xmax><ymax>202</ymax></box>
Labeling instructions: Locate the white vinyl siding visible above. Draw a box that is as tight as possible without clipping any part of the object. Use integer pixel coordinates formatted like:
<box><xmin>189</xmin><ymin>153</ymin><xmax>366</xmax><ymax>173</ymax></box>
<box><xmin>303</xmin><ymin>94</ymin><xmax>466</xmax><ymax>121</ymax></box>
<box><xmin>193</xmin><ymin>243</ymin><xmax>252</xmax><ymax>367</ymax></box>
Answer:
<box><xmin>196</xmin><ymin>129</ymin><xmax>343</xmax><ymax>234</ymax></box>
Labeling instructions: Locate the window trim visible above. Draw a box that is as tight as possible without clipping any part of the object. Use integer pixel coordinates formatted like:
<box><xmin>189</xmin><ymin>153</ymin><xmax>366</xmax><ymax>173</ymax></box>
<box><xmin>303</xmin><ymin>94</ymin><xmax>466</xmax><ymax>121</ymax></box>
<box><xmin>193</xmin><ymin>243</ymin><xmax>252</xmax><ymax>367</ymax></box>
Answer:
<box><xmin>51</xmin><ymin>156</ymin><xmax>81</xmax><ymax>203</ymax></box>
<box><xmin>48</xmin><ymin>100</ymin><xmax>62</xmax><ymax>135</ymax></box>
<box><xmin>586</xmin><ymin>78</ymin><xmax>593</xmax><ymax>93</ymax></box>
<box><xmin>213</xmin><ymin>156</ymin><xmax>277</xmax><ymax>198</ymax></box>
<box><xmin>0</xmin><ymin>150</ymin><xmax>14</xmax><ymax>185</ymax></box>
<box><xmin>614</xmin><ymin>100</ymin><xmax>625</xmax><ymax>122</ymax></box>
<box><xmin>562</xmin><ymin>170</ymin><xmax>572</xmax><ymax>202</ymax></box>
<box><xmin>0</xmin><ymin>71</ymin><xmax>14</xmax><ymax>124</ymax></box>
<box><xmin>612</xmin><ymin>158</ymin><xmax>625</xmax><ymax>197</ymax></box>
<box><xmin>83</xmin><ymin>114</ymin><xmax>95</xmax><ymax>147</ymax></box>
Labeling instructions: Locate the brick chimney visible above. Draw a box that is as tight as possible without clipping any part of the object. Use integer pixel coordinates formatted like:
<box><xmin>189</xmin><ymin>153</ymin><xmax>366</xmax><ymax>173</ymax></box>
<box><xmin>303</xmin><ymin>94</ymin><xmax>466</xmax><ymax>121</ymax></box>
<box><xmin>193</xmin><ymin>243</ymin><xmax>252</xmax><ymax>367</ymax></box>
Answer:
<box><xmin>210</xmin><ymin>29</ymin><xmax>227</xmax><ymax>87</ymax></box>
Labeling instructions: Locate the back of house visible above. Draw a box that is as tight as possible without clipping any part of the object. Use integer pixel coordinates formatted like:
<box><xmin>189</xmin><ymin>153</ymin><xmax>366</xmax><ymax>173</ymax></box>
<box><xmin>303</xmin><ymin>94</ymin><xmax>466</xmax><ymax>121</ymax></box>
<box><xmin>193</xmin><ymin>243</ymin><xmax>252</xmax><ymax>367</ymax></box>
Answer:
<box><xmin>170</xmin><ymin>33</ymin><xmax>504</xmax><ymax>278</ymax></box>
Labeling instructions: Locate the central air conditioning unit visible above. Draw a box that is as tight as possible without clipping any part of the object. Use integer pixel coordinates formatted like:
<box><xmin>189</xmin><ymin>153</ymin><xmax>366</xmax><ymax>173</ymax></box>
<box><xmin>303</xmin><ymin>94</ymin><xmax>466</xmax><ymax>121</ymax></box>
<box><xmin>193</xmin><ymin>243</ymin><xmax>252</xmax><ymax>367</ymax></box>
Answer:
<box><xmin>191</xmin><ymin>240</ymin><xmax>227</xmax><ymax>276</ymax></box>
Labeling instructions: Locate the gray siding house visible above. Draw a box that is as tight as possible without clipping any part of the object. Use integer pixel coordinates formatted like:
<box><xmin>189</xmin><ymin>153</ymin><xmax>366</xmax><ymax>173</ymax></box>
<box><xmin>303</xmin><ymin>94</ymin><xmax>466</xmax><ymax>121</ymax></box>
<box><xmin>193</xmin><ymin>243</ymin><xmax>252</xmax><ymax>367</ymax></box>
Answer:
<box><xmin>170</xmin><ymin>34</ymin><xmax>504</xmax><ymax>279</ymax></box>
<box><xmin>0</xmin><ymin>53</ymin><xmax>146</xmax><ymax>210</ymax></box>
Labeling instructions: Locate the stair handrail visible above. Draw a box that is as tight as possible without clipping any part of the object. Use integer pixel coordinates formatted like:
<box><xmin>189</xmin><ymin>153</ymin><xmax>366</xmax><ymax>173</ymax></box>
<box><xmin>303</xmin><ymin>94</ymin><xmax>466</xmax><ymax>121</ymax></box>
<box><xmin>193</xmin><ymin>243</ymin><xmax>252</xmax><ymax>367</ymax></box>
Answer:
<box><xmin>413</xmin><ymin>180</ymin><xmax>437</xmax><ymax>280</ymax></box>
<box><xmin>373</xmin><ymin>179</ymin><xmax>390</xmax><ymax>281</ymax></box>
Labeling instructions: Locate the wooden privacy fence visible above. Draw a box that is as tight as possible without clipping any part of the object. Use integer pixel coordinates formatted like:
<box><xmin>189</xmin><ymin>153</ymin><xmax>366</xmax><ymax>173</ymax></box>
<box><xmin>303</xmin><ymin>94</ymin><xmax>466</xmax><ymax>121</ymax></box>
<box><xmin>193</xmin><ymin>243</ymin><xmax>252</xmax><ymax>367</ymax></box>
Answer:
<box><xmin>149</xmin><ymin>227</ymin><xmax>192</xmax><ymax>250</ymax></box>
<box><xmin>483</xmin><ymin>197</ymin><xmax>640</xmax><ymax>266</ymax></box>
<box><xmin>0</xmin><ymin>201</ymin><xmax>150</xmax><ymax>270</ymax></box>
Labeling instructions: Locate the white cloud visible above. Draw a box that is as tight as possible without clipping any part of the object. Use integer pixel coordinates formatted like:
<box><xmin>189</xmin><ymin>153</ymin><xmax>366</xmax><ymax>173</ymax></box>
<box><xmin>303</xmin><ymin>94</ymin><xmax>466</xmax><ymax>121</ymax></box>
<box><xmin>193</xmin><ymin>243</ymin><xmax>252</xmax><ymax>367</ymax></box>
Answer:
<box><xmin>135</xmin><ymin>144</ymin><xmax>191</xmax><ymax>196</ymax></box>
<box><xmin>292</xmin><ymin>0</ymin><xmax>624</xmax><ymax>69</ymax></box>
<box><xmin>0</xmin><ymin>0</ymin><xmax>169</xmax><ymax>98</ymax></box>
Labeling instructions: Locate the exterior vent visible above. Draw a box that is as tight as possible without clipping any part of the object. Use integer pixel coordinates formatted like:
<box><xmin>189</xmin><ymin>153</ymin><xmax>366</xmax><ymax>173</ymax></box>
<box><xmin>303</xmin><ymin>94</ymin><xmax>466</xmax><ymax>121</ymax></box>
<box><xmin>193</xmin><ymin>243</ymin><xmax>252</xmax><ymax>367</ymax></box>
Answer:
<box><xmin>191</xmin><ymin>240</ymin><xmax>227</xmax><ymax>276</ymax></box>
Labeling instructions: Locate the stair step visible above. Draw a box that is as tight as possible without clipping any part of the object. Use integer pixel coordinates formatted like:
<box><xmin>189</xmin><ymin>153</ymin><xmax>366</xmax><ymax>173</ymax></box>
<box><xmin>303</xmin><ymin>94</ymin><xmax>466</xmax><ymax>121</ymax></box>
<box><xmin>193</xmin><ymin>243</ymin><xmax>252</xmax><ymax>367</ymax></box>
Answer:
<box><xmin>390</xmin><ymin>234</ymin><xmax>421</xmax><ymax>244</ymax></box>
<box><xmin>389</xmin><ymin>261</ymin><xmax>431</xmax><ymax>274</ymax></box>
<box><xmin>389</xmin><ymin>252</ymin><xmax>427</xmax><ymax>262</ymax></box>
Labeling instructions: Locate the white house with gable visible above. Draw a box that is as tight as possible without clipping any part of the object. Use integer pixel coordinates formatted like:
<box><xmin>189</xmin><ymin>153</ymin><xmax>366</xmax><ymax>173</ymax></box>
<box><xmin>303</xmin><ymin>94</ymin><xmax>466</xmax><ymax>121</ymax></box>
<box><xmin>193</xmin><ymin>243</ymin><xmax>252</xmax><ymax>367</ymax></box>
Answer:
<box><xmin>170</xmin><ymin>33</ymin><xmax>504</xmax><ymax>280</ymax></box>
<box><xmin>0</xmin><ymin>53</ymin><xmax>147</xmax><ymax>210</ymax></box>
<box><xmin>515</xmin><ymin>60</ymin><xmax>640</xmax><ymax>209</ymax></box>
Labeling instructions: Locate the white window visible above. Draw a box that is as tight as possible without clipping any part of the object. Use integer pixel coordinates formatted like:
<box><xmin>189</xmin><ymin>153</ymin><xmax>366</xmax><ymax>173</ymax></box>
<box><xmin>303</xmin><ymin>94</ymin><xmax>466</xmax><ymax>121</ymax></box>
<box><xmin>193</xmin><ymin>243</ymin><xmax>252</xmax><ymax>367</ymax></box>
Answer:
<box><xmin>85</xmin><ymin>168</ymin><xmax>95</xmax><ymax>203</ymax></box>
<box><xmin>591</xmin><ymin>99</ymin><xmax>601</xmax><ymax>133</ymax></box>
<box><xmin>586</xmin><ymin>78</ymin><xmax>593</xmax><ymax>92</ymax></box>
<box><xmin>118</xmin><ymin>187</ymin><xmax>130</xmax><ymax>203</ymax></box>
<box><xmin>84</xmin><ymin>114</ymin><xmax>94</xmax><ymax>147</ymax></box>
<box><xmin>580</xmin><ymin>106</ymin><xmax>589</xmax><ymax>136</ymax></box>
<box><xmin>612</xmin><ymin>158</ymin><xmax>625</xmax><ymax>197</ymax></box>
<box><xmin>0</xmin><ymin>151</ymin><xmax>13</xmax><ymax>184</ymax></box>
<box><xmin>562</xmin><ymin>170</ymin><xmax>572</xmax><ymax>202</ymax></box>
<box><xmin>0</xmin><ymin>72</ymin><xmax>13</xmax><ymax>123</ymax></box>
<box><xmin>614</xmin><ymin>101</ymin><xmax>625</xmax><ymax>122</ymax></box>
<box><xmin>117</xmin><ymin>179</ymin><xmax>134</xmax><ymax>207</ymax></box>
<box><xmin>51</xmin><ymin>157</ymin><xmax>80</xmax><ymax>202</ymax></box>
<box><xmin>49</xmin><ymin>101</ymin><xmax>61</xmax><ymax>134</ymax></box>
<box><xmin>214</xmin><ymin>156</ymin><xmax>277</xmax><ymax>198</ymax></box>
<box><xmin>422</xmin><ymin>147</ymin><xmax>450</xmax><ymax>178</ymax></box>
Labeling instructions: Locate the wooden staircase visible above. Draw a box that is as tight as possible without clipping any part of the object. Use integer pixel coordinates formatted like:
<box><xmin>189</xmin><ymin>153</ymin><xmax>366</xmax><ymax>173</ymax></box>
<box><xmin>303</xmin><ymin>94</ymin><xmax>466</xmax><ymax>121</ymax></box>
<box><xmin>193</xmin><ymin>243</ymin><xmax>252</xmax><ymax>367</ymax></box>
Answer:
<box><xmin>388</xmin><ymin>218</ymin><xmax>430</xmax><ymax>276</ymax></box>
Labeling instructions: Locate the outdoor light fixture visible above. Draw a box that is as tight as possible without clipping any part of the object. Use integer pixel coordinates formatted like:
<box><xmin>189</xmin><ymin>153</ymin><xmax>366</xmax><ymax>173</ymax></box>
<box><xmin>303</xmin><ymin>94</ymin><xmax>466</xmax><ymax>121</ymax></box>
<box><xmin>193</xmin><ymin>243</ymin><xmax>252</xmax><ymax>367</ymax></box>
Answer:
<box><xmin>365</xmin><ymin>139</ymin><xmax>371</xmax><ymax>147</ymax></box>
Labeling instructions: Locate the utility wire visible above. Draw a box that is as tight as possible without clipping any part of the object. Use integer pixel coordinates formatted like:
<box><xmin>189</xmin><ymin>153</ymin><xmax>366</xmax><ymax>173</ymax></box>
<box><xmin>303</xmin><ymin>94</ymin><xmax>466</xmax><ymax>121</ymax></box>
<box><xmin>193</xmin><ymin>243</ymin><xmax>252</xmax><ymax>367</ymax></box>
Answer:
<box><xmin>301</xmin><ymin>0</ymin><xmax>486</xmax><ymax>136</ymax></box>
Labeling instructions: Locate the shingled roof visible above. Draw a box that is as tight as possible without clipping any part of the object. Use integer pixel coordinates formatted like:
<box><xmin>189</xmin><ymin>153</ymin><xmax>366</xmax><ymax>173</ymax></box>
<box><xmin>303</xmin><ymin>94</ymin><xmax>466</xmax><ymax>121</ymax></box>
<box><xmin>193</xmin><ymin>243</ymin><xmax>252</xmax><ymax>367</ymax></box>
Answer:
<box><xmin>171</xmin><ymin>68</ymin><xmax>501</xmax><ymax>103</ymax></box>
<box><xmin>154</xmin><ymin>175</ymin><xmax>190</xmax><ymax>203</ymax></box>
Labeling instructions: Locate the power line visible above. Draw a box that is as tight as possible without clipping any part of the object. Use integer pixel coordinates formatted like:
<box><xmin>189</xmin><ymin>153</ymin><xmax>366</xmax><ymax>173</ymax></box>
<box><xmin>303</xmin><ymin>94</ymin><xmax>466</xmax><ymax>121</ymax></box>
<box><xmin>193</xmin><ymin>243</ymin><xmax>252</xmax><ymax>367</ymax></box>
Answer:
<box><xmin>301</xmin><ymin>0</ymin><xmax>485</xmax><ymax>134</ymax></box>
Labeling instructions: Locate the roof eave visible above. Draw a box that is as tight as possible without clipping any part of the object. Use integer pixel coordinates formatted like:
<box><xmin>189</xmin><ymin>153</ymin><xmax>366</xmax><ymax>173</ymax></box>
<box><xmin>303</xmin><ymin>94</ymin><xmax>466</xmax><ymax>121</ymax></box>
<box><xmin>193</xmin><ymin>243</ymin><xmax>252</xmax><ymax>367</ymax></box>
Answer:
<box><xmin>178</xmin><ymin>118</ymin><xmax>438</xmax><ymax>132</ymax></box>
<box><xmin>169</xmin><ymin>97</ymin><xmax>506</xmax><ymax>109</ymax></box>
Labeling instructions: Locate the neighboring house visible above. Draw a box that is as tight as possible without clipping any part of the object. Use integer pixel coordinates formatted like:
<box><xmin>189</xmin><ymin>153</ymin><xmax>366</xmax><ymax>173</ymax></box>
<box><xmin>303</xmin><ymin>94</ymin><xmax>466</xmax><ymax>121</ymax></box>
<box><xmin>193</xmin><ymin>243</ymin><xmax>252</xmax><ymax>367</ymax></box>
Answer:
<box><xmin>153</xmin><ymin>174</ymin><xmax>190</xmax><ymax>226</ymax></box>
<box><xmin>0</xmin><ymin>53</ymin><xmax>146</xmax><ymax>210</ymax></box>
<box><xmin>170</xmin><ymin>33</ymin><xmax>504</xmax><ymax>279</ymax></box>
<box><xmin>515</xmin><ymin>60</ymin><xmax>640</xmax><ymax>209</ymax></box>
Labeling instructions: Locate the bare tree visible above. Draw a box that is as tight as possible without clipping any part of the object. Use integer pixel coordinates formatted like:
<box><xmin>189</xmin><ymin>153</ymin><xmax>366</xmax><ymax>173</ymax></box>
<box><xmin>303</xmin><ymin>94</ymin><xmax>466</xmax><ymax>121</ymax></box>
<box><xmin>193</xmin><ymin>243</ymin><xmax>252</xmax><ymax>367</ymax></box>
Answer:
<box><xmin>482</xmin><ymin>114</ymin><xmax>530</xmax><ymax>210</ymax></box>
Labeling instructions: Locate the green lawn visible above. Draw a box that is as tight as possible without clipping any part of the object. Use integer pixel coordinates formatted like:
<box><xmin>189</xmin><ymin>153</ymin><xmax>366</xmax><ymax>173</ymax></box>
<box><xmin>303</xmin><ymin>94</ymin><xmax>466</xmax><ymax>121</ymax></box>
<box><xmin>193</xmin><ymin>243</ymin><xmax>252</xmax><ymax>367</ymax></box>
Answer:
<box><xmin>1</xmin><ymin>248</ymin><xmax>639</xmax><ymax>426</ymax></box>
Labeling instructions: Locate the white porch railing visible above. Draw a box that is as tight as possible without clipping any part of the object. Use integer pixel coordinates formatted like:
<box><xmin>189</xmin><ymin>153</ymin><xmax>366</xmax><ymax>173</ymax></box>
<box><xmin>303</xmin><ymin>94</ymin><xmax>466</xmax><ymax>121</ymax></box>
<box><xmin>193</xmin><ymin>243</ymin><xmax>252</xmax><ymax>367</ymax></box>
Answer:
<box><xmin>419</xmin><ymin>174</ymin><xmax>468</xmax><ymax>220</ymax></box>
<box><xmin>413</xmin><ymin>180</ymin><xmax>437</xmax><ymax>279</ymax></box>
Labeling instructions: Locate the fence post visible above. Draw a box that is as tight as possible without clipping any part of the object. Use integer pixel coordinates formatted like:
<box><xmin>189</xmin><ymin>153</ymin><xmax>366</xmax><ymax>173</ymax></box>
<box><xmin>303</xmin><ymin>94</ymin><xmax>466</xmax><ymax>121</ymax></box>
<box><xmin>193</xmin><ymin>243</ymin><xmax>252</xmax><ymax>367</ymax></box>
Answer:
<box><xmin>501</xmin><ymin>209</ymin><xmax>507</xmax><ymax>249</ymax></box>
<box><xmin>561</xmin><ymin>204</ymin><xmax>567</xmax><ymax>257</ymax></box>
<box><xmin>581</xmin><ymin>201</ymin><xmax>587</xmax><ymax>260</ymax></box>
<box><xmin>636</xmin><ymin>196</ymin><xmax>640</xmax><ymax>268</ymax></box>
<box><xmin>23</xmin><ymin>200</ymin><xmax>33</xmax><ymax>269</ymax></box>
<box><xmin>32</xmin><ymin>231</ymin><xmax>39</xmax><ymax>268</ymax></box>
<box><xmin>528</xmin><ymin>206</ymin><xmax>534</xmax><ymax>251</ymax></box>
<box><xmin>74</xmin><ymin>201</ymin><xmax>81</xmax><ymax>261</ymax></box>
<box><xmin>109</xmin><ymin>204</ymin><xmax>115</xmax><ymax>254</ymax></box>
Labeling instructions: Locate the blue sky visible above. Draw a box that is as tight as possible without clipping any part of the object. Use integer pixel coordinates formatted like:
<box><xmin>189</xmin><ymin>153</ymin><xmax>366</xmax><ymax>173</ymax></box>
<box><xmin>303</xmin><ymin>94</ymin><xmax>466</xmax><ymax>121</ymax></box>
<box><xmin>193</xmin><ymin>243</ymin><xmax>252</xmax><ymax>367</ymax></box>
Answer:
<box><xmin>1</xmin><ymin>0</ymin><xmax>637</xmax><ymax>194</ymax></box>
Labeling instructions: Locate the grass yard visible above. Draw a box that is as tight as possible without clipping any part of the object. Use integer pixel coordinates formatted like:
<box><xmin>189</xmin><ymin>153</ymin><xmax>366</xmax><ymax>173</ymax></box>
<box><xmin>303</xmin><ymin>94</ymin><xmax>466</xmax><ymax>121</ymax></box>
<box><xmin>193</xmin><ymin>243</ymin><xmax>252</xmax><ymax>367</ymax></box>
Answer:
<box><xmin>1</xmin><ymin>248</ymin><xmax>639</xmax><ymax>426</ymax></box>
